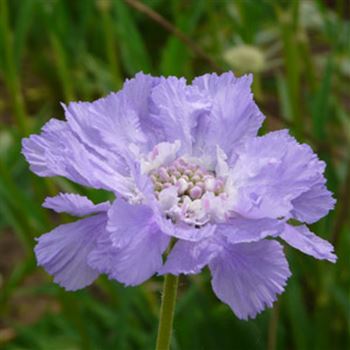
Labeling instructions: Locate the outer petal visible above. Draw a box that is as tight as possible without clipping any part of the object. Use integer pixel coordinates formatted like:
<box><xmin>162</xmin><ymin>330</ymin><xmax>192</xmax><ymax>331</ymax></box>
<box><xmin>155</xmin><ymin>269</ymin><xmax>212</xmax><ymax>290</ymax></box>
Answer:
<box><xmin>231</xmin><ymin>130</ymin><xmax>327</xmax><ymax>219</ymax></box>
<box><xmin>192</xmin><ymin>72</ymin><xmax>264</xmax><ymax>160</ymax></box>
<box><xmin>22</xmin><ymin>73</ymin><xmax>162</xmax><ymax>197</ymax></box>
<box><xmin>150</xmin><ymin>76</ymin><xmax>211</xmax><ymax>153</ymax></box>
<box><xmin>216</xmin><ymin>217</ymin><xmax>284</xmax><ymax>244</ymax></box>
<box><xmin>86</xmin><ymin>230</ymin><xmax>117</xmax><ymax>278</ymax></box>
<box><xmin>43</xmin><ymin>193</ymin><xmax>110</xmax><ymax>216</ymax></box>
<box><xmin>209</xmin><ymin>240</ymin><xmax>291</xmax><ymax>320</ymax></box>
<box><xmin>159</xmin><ymin>238</ymin><xmax>221</xmax><ymax>275</ymax></box>
<box><xmin>89</xmin><ymin>199</ymin><xmax>170</xmax><ymax>286</ymax></box>
<box><xmin>123</xmin><ymin>73</ymin><xmax>163</xmax><ymax>147</ymax></box>
<box><xmin>22</xmin><ymin>119</ymin><xmax>134</xmax><ymax>195</ymax></box>
<box><xmin>291</xmin><ymin>184</ymin><xmax>335</xmax><ymax>224</ymax></box>
<box><xmin>281</xmin><ymin>224</ymin><xmax>336</xmax><ymax>262</ymax></box>
<box><xmin>64</xmin><ymin>73</ymin><xmax>162</xmax><ymax>155</ymax></box>
<box><xmin>34</xmin><ymin>214</ymin><xmax>107</xmax><ymax>291</ymax></box>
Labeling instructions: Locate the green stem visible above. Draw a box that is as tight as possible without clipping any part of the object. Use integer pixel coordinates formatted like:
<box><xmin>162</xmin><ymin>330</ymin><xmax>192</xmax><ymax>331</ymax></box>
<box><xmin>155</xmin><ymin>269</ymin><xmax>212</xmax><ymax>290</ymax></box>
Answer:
<box><xmin>0</xmin><ymin>0</ymin><xmax>28</xmax><ymax>136</ymax></box>
<box><xmin>267</xmin><ymin>301</ymin><xmax>280</xmax><ymax>350</ymax></box>
<box><xmin>99</xmin><ymin>3</ymin><xmax>122</xmax><ymax>90</ymax></box>
<box><xmin>155</xmin><ymin>274</ymin><xmax>179</xmax><ymax>350</ymax></box>
<box><xmin>50</xmin><ymin>32</ymin><xmax>75</xmax><ymax>102</ymax></box>
<box><xmin>277</xmin><ymin>4</ymin><xmax>302</xmax><ymax>139</ymax></box>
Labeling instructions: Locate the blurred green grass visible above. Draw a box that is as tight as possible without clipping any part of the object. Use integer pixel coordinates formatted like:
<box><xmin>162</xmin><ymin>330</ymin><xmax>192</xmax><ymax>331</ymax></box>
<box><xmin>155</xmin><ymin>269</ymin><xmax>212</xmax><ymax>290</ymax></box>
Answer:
<box><xmin>0</xmin><ymin>0</ymin><xmax>349</xmax><ymax>349</ymax></box>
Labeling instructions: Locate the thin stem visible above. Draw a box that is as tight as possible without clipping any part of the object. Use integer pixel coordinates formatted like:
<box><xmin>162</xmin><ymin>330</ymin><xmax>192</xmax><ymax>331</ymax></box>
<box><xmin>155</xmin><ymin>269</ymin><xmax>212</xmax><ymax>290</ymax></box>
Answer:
<box><xmin>124</xmin><ymin>0</ymin><xmax>222</xmax><ymax>72</ymax></box>
<box><xmin>99</xmin><ymin>3</ymin><xmax>122</xmax><ymax>90</ymax></box>
<box><xmin>0</xmin><ymin>0</ymin><xmax>28</xmax><ymax>136</ymax></box>
<box><xmin>331</xmin><ymin>157</ymin><xmax>350</xmax><ymax>246</ymax></box>
<box><xmin>276</xmin><ymin>4</ymin><xmax>302</xmax><ymax>139</ymax></box>
<box><xmin>267</xmin><ymin>302</ymin><xmax>280</xmax><ymax>350</ymax></box>
<box><xmin>156</xmin><ymin>274</ymin><xmax>179</xmax><ymax>350</ymax></box>
<box><xmin>50</xmin><ymin>32</ymin><xmax>75</xmax><ymax>102</ymax></box>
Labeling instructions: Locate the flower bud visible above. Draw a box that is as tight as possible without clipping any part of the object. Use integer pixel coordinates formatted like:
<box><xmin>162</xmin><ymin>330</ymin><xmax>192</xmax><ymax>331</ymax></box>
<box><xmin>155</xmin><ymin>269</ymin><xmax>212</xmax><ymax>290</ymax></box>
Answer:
<box><xmin>223</xmin><ymin>45</ymin><xmax>265</xmax><ymax>73</ymax></box>
<box><xmin>189</xmin><ymin>186</ymin><xmax>203</xmax><ymax>200</ymax></box>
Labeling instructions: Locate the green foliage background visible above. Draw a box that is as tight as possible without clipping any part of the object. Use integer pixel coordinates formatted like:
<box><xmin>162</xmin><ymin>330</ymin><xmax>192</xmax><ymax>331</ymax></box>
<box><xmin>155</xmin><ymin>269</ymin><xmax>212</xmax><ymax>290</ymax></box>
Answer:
<box><xmin>0</xmin><ymin>0</ymin><xmax>349</xmax><ymax>349</ymax></box>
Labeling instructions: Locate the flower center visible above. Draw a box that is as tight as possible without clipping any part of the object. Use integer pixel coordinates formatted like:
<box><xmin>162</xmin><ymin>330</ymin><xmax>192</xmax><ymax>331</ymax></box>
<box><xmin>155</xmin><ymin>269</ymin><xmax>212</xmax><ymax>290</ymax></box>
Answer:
<box><xmin>150</xmin><ymin>158</ymin><xmax>227</xmax><ymax>225</ymax></box>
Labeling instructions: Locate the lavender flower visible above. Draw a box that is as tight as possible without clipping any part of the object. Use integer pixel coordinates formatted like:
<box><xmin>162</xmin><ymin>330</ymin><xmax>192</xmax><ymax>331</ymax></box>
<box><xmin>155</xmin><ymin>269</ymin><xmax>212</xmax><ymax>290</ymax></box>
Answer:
<box><xmin>22</xmin><ymin>72</ymin><xmax>336</xmax><ymax>320</ymax></box>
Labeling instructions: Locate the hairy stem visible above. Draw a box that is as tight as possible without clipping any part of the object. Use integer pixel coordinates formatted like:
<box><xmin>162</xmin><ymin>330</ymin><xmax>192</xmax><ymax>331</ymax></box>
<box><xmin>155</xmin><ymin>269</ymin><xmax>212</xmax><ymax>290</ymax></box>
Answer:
<box><xmin>155</xmin><ymin>274</ymin><xmax>179</xmax><ymax>350</ymax></box>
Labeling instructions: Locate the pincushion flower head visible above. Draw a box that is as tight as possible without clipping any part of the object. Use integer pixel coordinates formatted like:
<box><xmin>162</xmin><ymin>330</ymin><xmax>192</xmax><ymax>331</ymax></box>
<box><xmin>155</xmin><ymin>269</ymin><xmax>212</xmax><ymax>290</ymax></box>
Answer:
<box><xmin>22</xmin><ymin>72</ymin><xmax>336</xmax><ymax>321</ymax></box>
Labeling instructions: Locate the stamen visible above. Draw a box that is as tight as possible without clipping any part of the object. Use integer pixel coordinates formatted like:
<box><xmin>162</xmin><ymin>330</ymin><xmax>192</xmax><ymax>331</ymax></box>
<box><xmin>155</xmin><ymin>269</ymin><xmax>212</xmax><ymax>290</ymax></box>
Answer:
<box><xmin>150</xmin><ymin>158</ymin><xmax>227</xmax><ymax>225</ymax></box>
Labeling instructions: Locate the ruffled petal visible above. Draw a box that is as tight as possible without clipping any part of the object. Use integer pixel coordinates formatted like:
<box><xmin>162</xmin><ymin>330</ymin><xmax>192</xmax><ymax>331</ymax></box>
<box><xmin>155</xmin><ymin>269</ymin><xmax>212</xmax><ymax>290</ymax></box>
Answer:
<box><xmin>22</xmin><ymin>73</ymin><xmax>163</xmax><ymax>197</ymax></box>
<box><xmin>192</xmin><ymin>72</ymin><xmax>264</xmax><ymax>160</ymax></box>
<box><xmin>159</xmin><ymin>238</ymin><xmax>221</xmax><ymax>275</ymax></box>
<box><xmin>34</xmin><ymin>214</ymin><xmax>107</xmax><ymax>291</ymax></box>
<box><xmin>22</xmin><ymin>119</ymin><xmax>134</xmax><ymax>195</ymax></box>
<box><xmin>216</xmin><ymin>217</ymin><xmax>283</xmax><ymax>244</ymax></box>
<box><xmin>209</xmin><ymin>240</ymin><xmax>291</xmax><ymax>320</ymax></box>
<box><xmin>281</xmin><ymin>224</ymin><xmax>336</xmax><ymax>262</ymax></box>
<box><xmin>291</xmin><ymin>184</ymin><xmax>335</xmax><ymax>224</ymax></box>
<box><xmin>231</xmin><ymin>130</ymin><xmax>327</xmax><ymax>219</ymax></box>
<box><xmin>43</xmin><ymin>193</ymin><xmax>110</xmax><ymax>216</ymax></box>
<box><xmin>122</xmin><ymin>73</ymin><xmax>164</xmax><ymax>147</ymax></box>
<box><xmin>86</xmin><ymin>230</ymin><xmax>117</xmax><ymax>277</ymax></box>
<box><xmin>215</xmin><ymin>145</ymin><xmax>230</xmax><ymax>178</ymax></box>
<box><xmin>155</xmin><ymin>210</ymin><xmax>216</xmax><ymax>241</ymax></box>
<box><xmin>88</xmin><ymin>199</ymin><xmax>170</xmax><ymax>286</ymax></box>
<box><xmin>141</xmin><ymin>140</ymin><xmax>181</xmax><ymax>174</ymax></box>
<box><xmin>64</xmin><ymin>73</ymin><xmax>162</xmax><ymax>154</ymax></box>
<box><xmin>150</xmin><ymin>76</ymin><xmax>211</xmax><ymax>153</ymax></box>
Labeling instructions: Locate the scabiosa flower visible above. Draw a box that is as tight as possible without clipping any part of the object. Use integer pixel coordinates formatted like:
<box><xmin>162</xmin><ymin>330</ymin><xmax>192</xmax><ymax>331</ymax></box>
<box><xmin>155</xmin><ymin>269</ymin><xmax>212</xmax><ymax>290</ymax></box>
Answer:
<box><xmin>22</xmin><ymin>72</ymin><xmax>336</xmax><ymax>320</ymax></box>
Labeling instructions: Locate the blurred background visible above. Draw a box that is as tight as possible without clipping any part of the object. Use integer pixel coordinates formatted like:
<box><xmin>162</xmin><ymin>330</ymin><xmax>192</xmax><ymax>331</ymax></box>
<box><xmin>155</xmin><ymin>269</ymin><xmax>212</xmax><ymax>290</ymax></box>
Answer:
<box><xmin>0</xmin><ymin>0</ymin><xmax>349</xmax><ymax>349</ymax></box>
